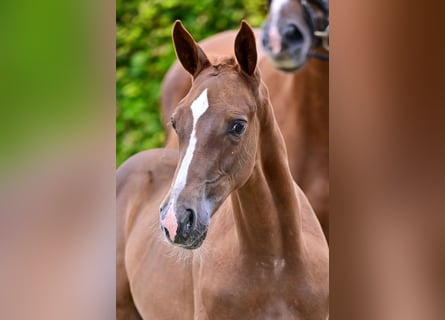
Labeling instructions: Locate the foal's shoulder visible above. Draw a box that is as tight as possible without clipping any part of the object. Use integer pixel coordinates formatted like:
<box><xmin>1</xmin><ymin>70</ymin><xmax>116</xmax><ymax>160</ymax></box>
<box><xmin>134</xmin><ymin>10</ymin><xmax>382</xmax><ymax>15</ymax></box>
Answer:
<box><xmin>117</xmin><ymin>148</ymin><xmax>179</xmax><ymax>195</ymax></box>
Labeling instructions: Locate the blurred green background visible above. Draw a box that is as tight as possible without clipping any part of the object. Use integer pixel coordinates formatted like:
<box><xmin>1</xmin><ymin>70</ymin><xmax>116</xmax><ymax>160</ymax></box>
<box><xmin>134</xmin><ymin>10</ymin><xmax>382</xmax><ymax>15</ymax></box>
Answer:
<box><xmin>116</xmin><ymin>0</ymin><xmax>267</xmax><ymax>166</ymax></box>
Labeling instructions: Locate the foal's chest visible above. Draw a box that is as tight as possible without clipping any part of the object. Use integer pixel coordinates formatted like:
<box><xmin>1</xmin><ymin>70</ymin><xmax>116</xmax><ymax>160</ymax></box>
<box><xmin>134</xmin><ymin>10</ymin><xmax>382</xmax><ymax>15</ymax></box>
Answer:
<box><xmin>194</xmin><ymin>254</ymin><xmax>311</xmax><ymax>320</ymax></box>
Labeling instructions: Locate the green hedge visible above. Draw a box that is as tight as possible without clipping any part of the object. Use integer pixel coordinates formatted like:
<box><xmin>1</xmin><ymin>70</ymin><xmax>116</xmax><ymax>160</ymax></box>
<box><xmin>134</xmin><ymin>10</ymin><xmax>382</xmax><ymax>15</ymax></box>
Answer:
<box><xmin>116</xmin><ymin>0</ymin><xmax>267</xmax><ymax>166</ymax></box>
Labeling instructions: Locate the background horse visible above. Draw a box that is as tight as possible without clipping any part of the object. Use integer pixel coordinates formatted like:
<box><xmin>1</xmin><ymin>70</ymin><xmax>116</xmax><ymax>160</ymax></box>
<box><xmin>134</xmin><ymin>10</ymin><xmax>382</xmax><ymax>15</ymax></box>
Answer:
<box><xmin>161</xmin><ymin>0</ymin><xmax>330</xmax><ymax>239</ymax></box>
<box><xmin>117</xmin><ymin>20</ymin><xmax>328</xmax><ymax>319</ymax></box>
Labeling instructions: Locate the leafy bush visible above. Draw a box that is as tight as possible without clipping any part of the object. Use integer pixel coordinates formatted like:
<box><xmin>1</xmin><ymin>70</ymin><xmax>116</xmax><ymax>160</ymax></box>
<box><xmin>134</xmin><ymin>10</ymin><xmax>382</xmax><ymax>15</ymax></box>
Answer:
<box><xmin>116</xmin><ymin>0</ymin><xmax>267</xmax><ymax>166</ymax></box>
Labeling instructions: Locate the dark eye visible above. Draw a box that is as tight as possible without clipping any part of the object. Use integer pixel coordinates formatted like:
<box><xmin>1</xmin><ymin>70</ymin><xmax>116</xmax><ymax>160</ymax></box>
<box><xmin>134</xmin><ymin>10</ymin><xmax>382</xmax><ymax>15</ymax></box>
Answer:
<box><xmin>229</xmin><ymin>120</ymin><xmax>247</xmax><ymax>136</ymax></box>
<box><xmin>170</xmin><ymin>117</ymin><xmax>177</xmax><ymax>131</ymax></box>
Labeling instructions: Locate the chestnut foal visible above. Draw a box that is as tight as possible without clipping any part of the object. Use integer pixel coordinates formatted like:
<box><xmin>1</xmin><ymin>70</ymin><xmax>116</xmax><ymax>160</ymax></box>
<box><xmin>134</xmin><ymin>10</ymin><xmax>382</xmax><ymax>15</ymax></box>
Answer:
<box><xmin>116</xmin><ymin>21</ymin><xmax>328</xmax><ymax>319</ymax></box>
<box><xmin>161</xmin><ymin>0</ymin><xmax>330</xmax><ymax>240</ymax></box>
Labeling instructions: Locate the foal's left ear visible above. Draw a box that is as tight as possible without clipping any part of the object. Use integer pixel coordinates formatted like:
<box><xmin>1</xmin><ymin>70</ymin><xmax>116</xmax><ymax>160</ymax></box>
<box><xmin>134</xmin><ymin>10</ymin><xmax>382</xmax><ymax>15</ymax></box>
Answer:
<box><xmin>234</xmin><ymin>20</ymin><xmax>257</xmax><ymax>76</ymax></box>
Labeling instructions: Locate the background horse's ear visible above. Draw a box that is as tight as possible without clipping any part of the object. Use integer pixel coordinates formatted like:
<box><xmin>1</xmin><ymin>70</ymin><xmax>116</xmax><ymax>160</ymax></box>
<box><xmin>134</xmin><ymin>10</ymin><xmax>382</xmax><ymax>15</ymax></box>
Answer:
<box><xmin>172</xmin><ymin>20</ymin><xmax>210</xmax><ymax>77</ymax></box>
<box><xmin>234</xmin><ymin>20</ymin><xmax>257</xmax><ymax>76</ymax></box>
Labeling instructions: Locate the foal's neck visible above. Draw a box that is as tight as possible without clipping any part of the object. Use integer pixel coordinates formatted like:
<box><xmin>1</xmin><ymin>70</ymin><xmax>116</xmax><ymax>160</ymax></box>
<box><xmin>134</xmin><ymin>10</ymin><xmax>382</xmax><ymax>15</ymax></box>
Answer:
<box><xmin>231</xmin><ymin>92</ymin><xmax>303</xmax><ymax>259</ymax></box>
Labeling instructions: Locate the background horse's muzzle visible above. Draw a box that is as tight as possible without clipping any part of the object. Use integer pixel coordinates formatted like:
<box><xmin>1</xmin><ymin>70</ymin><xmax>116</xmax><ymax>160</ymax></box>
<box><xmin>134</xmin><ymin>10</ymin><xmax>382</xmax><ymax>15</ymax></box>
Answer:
<box><xmin>262</xmin><ymin>23</ymin><xmax>305</xmax><ymax>56</ymax></box>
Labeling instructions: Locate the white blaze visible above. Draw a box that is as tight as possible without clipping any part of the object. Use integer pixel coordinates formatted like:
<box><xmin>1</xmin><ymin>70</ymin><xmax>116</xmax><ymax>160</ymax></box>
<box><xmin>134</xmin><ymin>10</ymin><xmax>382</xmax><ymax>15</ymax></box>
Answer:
<box><xmin>161</xmin><ymin>89</ymin><xmax>210</xmax><ymax>240</ymax></box>
<box><xmin>173</xmin><ymin>88</ymin><xmax>209</xmax><ymax>192</ymax></box>
<box><xmin>268</xmin><ymin>0</ymin><xmax>289</xmax><ymax>54</ymax></box>
<box><xmin>270</xmin><ymin>0</ymin><xmax>289</xmax><ymax>19</ymax></box>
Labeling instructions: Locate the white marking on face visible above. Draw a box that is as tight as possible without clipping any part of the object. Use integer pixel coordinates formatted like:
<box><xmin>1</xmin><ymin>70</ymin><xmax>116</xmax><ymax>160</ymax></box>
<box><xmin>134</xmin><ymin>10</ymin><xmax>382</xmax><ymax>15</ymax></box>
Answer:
<box><xmin>173</xmin><ymin>88</ymin><xmax>209</xmax><ymax>192</ymax></box>
<box><xmin>268</xmin><ymin>0</ymin><xmax>289</xmax><ymax>54</ymax></box>
<box><xmin>270</xmin><ymin>0</ymin><xmax>289</xmax><ymax>17</ymax></box>
<box><xmin>161</xmin><ymin>89</ymin><xmax>210</xmax><ymax>240</ymax></box>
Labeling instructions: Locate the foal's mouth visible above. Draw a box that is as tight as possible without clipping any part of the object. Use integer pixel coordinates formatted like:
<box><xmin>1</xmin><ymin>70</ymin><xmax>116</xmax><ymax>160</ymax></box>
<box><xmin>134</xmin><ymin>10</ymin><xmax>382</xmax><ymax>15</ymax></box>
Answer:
<box><xmin>185</xmin><ymin>230</ymin><xmax>208</xmax><ymax>249</ymax></box>
<box><xmin>173</xmin><ymin>229</ymin><xmax>208</xmax><ymax>250</ymax></box>
<box><xmin>267</xmin><ymin>50</ymin><xmax>308</xmax><ymax>72</ymax></box>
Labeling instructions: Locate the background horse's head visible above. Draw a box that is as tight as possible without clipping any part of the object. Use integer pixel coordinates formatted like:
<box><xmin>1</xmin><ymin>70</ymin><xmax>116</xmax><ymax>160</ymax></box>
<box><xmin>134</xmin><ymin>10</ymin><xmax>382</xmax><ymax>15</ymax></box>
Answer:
<box><xmin>262</xmin><ymin>0</ymin><xmax>329</xmax><ymax>71</ymax></box>
<box><xmin>159</xmin><ymin>20</ymin><xmax>262</xmax><ymax>249</ymax></box>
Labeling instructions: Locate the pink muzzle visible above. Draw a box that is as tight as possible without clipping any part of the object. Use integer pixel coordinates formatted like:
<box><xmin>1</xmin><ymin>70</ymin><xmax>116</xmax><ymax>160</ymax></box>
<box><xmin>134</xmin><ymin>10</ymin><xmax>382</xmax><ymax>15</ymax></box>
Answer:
<box><xmin>162</xmin><ymin>205</ymin><xmax>178</xmax><ymax>241</ymax></box>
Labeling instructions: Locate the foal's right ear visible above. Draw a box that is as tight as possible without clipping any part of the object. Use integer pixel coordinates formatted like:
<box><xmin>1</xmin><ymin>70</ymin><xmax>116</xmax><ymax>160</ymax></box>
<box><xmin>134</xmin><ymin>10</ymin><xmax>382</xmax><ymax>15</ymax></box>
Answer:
<box><xmin>172</xmin><ymin>20</ymin><xmax>210</xmax><ymax>78</ymax></box>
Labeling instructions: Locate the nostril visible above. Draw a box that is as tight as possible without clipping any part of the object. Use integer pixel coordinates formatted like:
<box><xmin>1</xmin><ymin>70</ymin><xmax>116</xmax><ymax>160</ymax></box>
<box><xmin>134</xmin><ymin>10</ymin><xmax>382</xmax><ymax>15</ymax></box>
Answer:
<box><xmin>262</xmin><ymin>36</ymin><xmax>268</xmax><ymax>48</ymax></box>
<box><xmin>162</xmin><ymin>225</ymin><xmax>170</xmax><ymax>239</ymax></box>
<box><xmin>184</xmin><ymin>209</ymin><xmax>195</xmax><ymax>234</ymax></box>
<box><xmin>262</xmin><ymin>32</ymin><xmax>269</xmax><ymax>48</ymax></box>
<box><xmin>283</xmin><ymin>24</ymin><xmax>303</xmax><ymax>42</ymax></box>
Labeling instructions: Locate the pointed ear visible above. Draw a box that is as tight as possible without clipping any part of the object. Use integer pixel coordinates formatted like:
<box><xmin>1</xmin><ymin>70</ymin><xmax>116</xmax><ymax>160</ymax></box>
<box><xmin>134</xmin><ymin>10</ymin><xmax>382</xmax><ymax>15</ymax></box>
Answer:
<box><xmin>172</xmin><ymin>20</ymin><xmax>210</xmax><ymax>78</ymax></box>
<box><xmin>234</xmin><ymin>20</ymin><xmax>257</xmax><ymax>76</ymax></box>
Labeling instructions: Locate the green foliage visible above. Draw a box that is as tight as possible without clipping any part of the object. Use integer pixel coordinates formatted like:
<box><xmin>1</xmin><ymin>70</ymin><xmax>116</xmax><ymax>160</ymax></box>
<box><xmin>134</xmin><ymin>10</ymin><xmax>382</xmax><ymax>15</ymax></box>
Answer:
<box><xmin>116</xmin><ymin>0</ymin><xmax>267</xmax><ymax>166</ymax></box>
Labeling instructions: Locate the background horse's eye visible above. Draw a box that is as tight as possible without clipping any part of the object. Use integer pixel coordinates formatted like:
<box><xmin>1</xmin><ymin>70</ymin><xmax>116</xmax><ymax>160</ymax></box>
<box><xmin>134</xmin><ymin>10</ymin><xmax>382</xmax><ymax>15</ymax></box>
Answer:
<box><xmin>229</xmin><ymin>121</ymin><xmax>247</xmax><ymax>136</ymax></box>
<box><xmin>171</xmin><ymin>118</ymin><xmax>177</xmax><ymax>131</ymax></box>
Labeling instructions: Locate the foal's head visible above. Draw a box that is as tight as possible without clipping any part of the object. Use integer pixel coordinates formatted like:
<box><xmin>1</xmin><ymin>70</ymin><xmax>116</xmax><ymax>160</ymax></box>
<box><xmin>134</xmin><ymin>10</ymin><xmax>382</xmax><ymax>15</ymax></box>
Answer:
<box><xmin>262</xmin><ymin>0</ymin><xmax>329</xmax><ymax>71</ymax></box>
<box><xmin>160</xmin><ymin>20</ymin><xmax>264</xmax><ymax>249</ymax></box>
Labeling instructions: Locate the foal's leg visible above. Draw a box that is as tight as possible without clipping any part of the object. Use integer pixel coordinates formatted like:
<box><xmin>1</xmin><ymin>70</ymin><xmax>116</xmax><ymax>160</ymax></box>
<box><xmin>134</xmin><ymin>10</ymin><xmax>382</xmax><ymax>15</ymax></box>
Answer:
<box><xmin>116</xmin><ymin>177</ymin><xmax>142</xmax><ymax>320</ymax></box>
<box><xmin>116</xmin><ymin>154</ymin><xmax>149</xmax><ymax>320</ymax></box>
<box><xmin>116</xmin><ymin>149</ymin><xmax>179</xmax><ymax>319</ymax></box>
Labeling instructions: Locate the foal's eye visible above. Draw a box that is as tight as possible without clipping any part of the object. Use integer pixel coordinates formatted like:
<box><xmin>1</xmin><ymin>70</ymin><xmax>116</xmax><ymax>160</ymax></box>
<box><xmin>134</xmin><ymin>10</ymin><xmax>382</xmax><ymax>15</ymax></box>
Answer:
<box><xmin>229</xmin><ymin>120</ymin><xmax>247</xmax><ymax>137</ymax></box>
<box><xmin>170</xmin><ymin>118</ymin><xmax>177</xmax><ymax>131</ymax></box>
